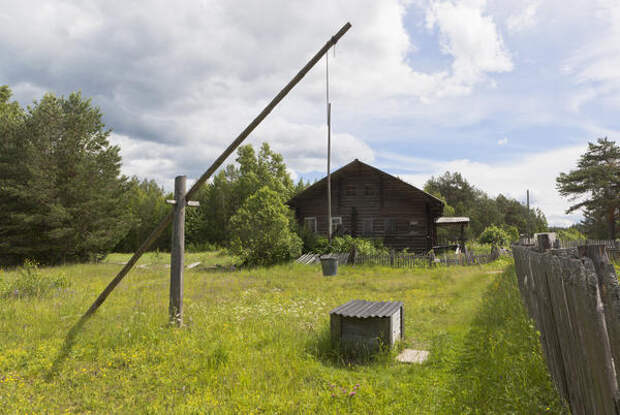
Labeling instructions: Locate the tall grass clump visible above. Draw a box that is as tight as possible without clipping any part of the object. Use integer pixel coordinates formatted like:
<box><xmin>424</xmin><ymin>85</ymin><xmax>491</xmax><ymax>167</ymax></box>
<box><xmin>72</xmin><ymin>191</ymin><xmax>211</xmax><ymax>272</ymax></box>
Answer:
<box><xmin>441</xmin><ymin>264</ymin><xmax>568</xmax><ymax>414</ymax></box>
<box><xmin>0</xmin><ymin>259</ymin><xmax>70</xmax><ymax>298</ymax></box>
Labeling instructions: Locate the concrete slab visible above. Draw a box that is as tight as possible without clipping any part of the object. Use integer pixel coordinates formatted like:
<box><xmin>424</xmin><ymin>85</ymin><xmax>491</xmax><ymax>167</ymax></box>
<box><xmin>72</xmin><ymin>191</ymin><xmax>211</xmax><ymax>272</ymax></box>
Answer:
<box><xmin>396</xmin><ymin>349</ymin><xmax>429</xmax><ymax>364</ymax></box>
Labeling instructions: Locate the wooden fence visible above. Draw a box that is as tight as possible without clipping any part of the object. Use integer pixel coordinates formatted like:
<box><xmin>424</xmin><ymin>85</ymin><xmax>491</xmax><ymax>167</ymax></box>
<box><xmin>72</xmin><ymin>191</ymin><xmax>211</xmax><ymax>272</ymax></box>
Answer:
<box><xmin>560</xmin><ymin>239</ymin><xmax>618</xmax><ymax>249</ymax></box>
<box><xmin>513</xmin><ymin>244</ymin><xmax>620</xmax><ymax>415</ymax></box>
<box><xmin>353</xmin><ymin>250</ymin><xmax>500</xmax><ymax>268</ymax></box>
<box><xmin>353</xmin><ymin>252</ymin><xmax>431</xmax><ymax>267</ymax></box>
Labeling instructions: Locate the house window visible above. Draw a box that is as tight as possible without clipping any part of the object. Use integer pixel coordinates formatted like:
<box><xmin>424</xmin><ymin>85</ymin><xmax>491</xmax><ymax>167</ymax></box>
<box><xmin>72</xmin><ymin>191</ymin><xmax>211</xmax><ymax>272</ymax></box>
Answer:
<box><xmin>332</xmin><ymin>216</ymin><xmax>342</xmax><ymax>235</ymax></box>
<box><xmin>344</xmin><ymin>185</ymin><xmax>356</xmax><ymax>196</ymax></box>
<box><xmin>304</xmin><ymin>217</ymin><xmax>317</xmax><ymax>233</ymax></box>
<box><xmin>384</xmin><ymin>218</ymin><xmax>397</xmax><ymax>235</ymax></box>
<box><xmin>362</xmin><ymin>219</ymin><xmax>374</xmax><ymax>236</ymax></box>
<box><xmin>409</xmin><ymin>220</ymin><xmax>420</xmax><ymax>235</ymax></box>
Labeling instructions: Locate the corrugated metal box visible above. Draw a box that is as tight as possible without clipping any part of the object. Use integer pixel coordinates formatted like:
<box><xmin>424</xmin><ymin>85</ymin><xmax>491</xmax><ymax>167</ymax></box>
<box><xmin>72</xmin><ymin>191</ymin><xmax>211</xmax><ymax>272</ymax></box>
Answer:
<box><xmin>330</xmin><ymin>300</ymin><xmax>403</xmax><ymax>350</ymax></box>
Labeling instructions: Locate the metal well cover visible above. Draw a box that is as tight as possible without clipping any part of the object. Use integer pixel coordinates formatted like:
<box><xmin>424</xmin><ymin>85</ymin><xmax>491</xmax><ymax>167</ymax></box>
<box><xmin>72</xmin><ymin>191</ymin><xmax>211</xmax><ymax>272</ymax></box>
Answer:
<box><xmin>330</xmin><ymin>300</ymin><xmax>403</xmax><ymax>318</ymax></box>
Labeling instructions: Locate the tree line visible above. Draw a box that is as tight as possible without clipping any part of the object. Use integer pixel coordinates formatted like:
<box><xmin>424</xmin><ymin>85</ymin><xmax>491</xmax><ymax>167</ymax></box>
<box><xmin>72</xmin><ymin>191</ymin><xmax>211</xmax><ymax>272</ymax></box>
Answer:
<box><xmin>1</xmin><ymin>86</ymin><xmax>617</xmax><ymax>266</ymax></box>
<box><xmin>423</xmin><ymin>171</ymin><xmax>548</xmax><ymax>244</ymax></box>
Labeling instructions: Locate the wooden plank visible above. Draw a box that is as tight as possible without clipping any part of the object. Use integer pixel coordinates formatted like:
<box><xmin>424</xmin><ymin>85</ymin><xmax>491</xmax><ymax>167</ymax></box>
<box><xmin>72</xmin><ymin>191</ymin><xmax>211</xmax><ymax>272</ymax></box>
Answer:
<box><xmin>579</xmin><ymin>258</ymin><xmax>617</xmax><ymax>414</ymax></box>
<box><xmin>579</xmin><ymin>245</ymin><xmax>620</xmax><ymax>397</ymax></box>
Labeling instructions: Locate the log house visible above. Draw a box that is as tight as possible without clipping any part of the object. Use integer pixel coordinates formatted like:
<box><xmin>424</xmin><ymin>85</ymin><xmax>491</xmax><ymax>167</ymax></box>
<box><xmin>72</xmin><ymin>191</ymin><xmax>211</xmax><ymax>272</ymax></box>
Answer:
<box><xmin>286</xmin><ymin>159</ymin><xmax>444</xmax><ymax>252</ymax></box>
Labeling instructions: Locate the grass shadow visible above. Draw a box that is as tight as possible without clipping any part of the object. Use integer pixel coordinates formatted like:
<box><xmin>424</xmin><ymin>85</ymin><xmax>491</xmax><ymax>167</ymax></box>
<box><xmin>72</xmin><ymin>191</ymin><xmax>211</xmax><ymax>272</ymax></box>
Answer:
<box><xmin>45</xmin><ymin>314</ymin><xmax>91</xmax><ymax>381</ymax></box>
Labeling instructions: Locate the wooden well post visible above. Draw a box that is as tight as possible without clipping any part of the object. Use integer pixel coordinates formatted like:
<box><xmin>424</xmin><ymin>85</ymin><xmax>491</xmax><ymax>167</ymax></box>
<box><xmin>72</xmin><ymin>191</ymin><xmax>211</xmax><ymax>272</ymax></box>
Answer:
<box><xmin>76</xmin><ymin>22</ymin><xmax>352</xmax><ymax>322</ymax></box>
<box><xmin>166</xmin><ymin>175</ymin><xmax>199</xmax><ymax>326</ymax></box>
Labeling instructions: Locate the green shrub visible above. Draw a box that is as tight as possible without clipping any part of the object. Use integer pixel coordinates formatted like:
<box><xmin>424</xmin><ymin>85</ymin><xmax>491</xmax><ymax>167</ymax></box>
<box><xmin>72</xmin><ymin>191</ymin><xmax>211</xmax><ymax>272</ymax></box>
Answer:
<box><xmin>331</xmin><ymin>235</ymin><xmax>388</xmax><ymax>256</ymax></box>
<box><xmin>305</xmin><ymin>235</ymin><xmax>389</xmax><ymax>256</ymax></box>
<box><xmin>479</xmin><ymin>225</ymin><xmax>511</xmax><ymax>246</ymax></box>
<box><xmin>296</xmin><ymin>223</ymin><xmax>328</xmax><ymax>253</ymax></box>
<box><xmin>501</xmin><ymin>224</ymin><xmax>520</xmax><ymax>243</ymax></box>
<box><xmin>556</xmin><ymin>227</ymin><xmax>585</xmax><ymax>242</ymax></box>
<box><xmin>1</xmin><ymin>259</ymin><xmax>70</xmax><ymax>298</ymax></box>
<box><xmin>229</xmin><ymin>186</ymin><xmax>302</xmax><ymax>266</ymax></box>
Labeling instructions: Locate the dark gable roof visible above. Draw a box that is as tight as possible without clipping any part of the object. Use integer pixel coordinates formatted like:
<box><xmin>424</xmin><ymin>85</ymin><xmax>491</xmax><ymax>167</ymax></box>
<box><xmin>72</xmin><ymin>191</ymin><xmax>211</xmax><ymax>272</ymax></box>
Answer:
<box><xmin>287</xmin><ymin>159</ymin><xmax>444</xmax><ymax>207</ymax></box>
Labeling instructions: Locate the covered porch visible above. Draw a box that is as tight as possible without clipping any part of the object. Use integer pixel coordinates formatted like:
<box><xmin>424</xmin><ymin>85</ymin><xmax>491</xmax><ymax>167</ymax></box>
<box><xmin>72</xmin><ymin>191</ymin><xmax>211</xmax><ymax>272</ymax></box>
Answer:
<box><xmin>433</xmin><ymin>217</ymin><xmax>470</xmax><ymax>254</ymax></box>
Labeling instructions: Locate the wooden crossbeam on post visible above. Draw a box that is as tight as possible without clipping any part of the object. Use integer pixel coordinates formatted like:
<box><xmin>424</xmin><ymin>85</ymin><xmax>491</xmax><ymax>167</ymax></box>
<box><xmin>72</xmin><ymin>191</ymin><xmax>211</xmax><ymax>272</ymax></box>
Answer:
<box><xmin>165</xmin><ymin>176</ymin><xmax>199</xmax><ymax>326</ymax></box>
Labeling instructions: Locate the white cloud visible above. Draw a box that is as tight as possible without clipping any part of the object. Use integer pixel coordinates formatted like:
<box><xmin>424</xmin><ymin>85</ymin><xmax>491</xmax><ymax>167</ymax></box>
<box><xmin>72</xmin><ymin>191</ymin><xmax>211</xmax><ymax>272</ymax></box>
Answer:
<box><xmin>497</xmin><ymin>137</ymin><xmax>508</xmax><ymax>145</ymax></box>
<box><xmin>563</xmin><ymin>0</ymin><xmax>620</xmax><ymax>109</ymax></box>
<box><xmin>506</xmin><ymin>1</ymin><xmax>539</xmax><ymax>33</ymax></box>
<box><xmin>380</xmin><ymin>144</ymin><xmax>587</xmax><ymax>226</ymax></box>
<box><xmin>424</xmin><ymin>0</ymin><xmax>513</xmax><ymax>96</ymax></box>
<box><xmin>2</xmin><ymin>0</ymin><xmax>614</xmax><ymax>228</ymax></box>
<box><xmin>0</xmin><ymin>0</ymin><xmax>519</xmax><ymax>190</ymax></box>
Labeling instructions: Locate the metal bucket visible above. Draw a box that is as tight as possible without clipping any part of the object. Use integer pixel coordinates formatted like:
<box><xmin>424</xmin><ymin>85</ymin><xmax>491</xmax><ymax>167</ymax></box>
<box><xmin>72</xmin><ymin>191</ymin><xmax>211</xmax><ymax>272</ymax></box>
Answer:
<box><xmin>320</xmin><ymin>255</ymin><xmax>338</xmax><ymax>276</ymax></box>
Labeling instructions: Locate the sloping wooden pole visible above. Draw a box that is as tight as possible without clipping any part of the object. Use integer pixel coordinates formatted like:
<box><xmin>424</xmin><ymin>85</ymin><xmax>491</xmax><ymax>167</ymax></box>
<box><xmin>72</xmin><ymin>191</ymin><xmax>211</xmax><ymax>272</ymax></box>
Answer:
<box><xmin>80</xmin><ymin>22</ymin><xmax>352</xmax><ymax>319</ymax></box>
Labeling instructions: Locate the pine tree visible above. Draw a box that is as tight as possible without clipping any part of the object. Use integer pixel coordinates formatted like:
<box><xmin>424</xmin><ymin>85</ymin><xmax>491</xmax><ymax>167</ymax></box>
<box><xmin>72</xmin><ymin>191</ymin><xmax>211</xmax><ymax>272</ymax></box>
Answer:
<box><xmin>0</xmin><ymin>86</ymin><xmax>29</xmax><ymax>264</ymax></box>
<box><xmin>0</xmin><ymin>87</ymin><xmax>131</xmax><ymax>265</ymax></box>
<box><xmin>556</xmin><ymin>138</ymin><xmax>620</xmax><ymax>240</ymax></box>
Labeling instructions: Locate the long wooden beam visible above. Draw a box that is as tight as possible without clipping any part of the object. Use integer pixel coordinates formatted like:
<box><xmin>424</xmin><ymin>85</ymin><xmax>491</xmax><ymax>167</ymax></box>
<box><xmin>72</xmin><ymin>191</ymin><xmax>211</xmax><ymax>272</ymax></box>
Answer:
<box><xmin>82</xmin><ymin>22</ymin><xmax>352</xmax><ymax>318</ymax></box>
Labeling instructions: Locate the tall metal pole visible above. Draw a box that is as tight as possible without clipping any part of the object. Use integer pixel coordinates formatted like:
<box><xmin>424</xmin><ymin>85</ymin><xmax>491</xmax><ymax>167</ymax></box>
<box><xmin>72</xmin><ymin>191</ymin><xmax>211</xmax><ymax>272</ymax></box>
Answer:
<box><xmin>326</xmin><ymin>51</ymin><xmax>332</xmax><ymax>244</ymax></box>
<box><xmin>80</xmin><ymin>22</ymin><xmax>352</xmax><ymax>319</ymax></box>
<box><xmin>327</xmin><ymin>104</ymin><xmax>332</xmax><ymax>243</ymax></box>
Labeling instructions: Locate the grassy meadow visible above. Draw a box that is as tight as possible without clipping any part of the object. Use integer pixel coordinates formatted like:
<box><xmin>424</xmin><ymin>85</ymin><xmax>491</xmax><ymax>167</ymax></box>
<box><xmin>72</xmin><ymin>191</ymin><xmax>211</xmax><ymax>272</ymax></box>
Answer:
<box><xmin>0</xmin><ymin>253</ymin><xmax>564</xmax><ymax>414</ymax></box>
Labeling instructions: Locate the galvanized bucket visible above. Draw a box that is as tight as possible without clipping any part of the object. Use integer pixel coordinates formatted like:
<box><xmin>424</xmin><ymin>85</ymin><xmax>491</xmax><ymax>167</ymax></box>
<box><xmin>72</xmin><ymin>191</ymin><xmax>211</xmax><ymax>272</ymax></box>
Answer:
<box><xmin>320</xmin><ymin>255</ymin><xmax>338</xmax><ymax>276</ymax></box>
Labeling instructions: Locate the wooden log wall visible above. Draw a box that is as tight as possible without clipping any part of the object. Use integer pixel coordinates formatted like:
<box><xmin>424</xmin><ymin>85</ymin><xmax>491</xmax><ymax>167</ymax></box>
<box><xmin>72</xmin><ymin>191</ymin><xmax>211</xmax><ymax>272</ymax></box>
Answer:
<box><xmin>513</xmin><ymin>244</ymin><xmax>620</xmax><ymax>415</ymax></box>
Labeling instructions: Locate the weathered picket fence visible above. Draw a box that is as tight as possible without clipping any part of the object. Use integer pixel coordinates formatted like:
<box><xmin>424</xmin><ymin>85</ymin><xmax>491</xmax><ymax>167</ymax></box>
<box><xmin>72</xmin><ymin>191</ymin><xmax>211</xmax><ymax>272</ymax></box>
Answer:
<box><xmin>353</xmin><ymin>252</ymin><xmax>432</xmax><ymax>267</ymax></box>
<box><xmin>353</xmin><ymin>250</ymin><xmax>500</xmax><ymax>268</ymax></box>
<box><xmin>560</xmin><ymin>239</ymin><xmax>618</xmax><ymax>249</ymax></box>
<box><xmin>513</xmin><ymin>243</ymin><xmax>620</xmax><ymax>415</ymax></box>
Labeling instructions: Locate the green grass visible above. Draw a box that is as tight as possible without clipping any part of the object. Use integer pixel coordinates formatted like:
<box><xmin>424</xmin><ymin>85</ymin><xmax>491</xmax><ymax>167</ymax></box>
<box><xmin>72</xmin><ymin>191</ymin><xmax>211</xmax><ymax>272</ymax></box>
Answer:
<box><xmin>439</xmin><ymin>264</ymin><xmax>568</xmax><ymax>414</ymax></box>
<box><xmin>0</xmin><ymin>253</ymin><xmax>562</xmax><ymax>414</ymax></box>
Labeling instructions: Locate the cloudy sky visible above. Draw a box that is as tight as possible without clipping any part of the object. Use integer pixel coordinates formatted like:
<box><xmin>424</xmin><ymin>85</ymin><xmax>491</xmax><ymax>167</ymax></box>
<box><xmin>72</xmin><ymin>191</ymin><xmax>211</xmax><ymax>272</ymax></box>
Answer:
<box><xmin>2</xmin><ymin>0</ymin><xmax>619</xmax><ymax>226</ymax></box>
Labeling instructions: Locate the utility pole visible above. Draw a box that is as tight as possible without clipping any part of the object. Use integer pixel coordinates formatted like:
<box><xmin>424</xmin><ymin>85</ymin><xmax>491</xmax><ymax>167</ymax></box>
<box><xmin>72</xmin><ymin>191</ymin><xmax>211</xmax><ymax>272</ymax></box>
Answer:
<box><xmin>527</xmin><ymin>189</ymin><xmax>531</xmax><ymax>243</ymax></box>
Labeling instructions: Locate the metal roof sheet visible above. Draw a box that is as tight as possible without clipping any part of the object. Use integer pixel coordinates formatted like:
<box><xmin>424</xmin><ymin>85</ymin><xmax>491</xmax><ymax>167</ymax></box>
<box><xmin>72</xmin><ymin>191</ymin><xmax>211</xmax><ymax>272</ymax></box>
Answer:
<box><xmin>435</xmin><ymin>216</ymin><xmax>470</xmax><ymax>224</ymax></box>
<box><xmin>330</xmin><ymin>300</ymin><xmax>403</xmax><ymax>318</ymax></box>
